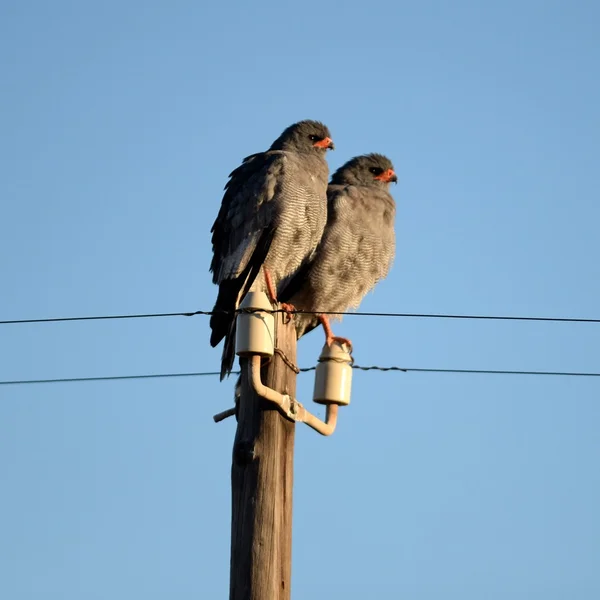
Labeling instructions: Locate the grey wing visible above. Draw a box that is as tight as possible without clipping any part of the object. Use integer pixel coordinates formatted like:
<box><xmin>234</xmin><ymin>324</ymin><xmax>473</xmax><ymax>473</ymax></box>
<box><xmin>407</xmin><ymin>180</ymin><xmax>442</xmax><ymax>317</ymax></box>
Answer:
<box><xmin>209</xmin><ymin>151</ymin><xmax>285</xmax><ymax>354</ymax></box>
<box><xmin>210</xmin><ymin>151</ymin><xmax>285</xmax><ymax>285</ymax></box>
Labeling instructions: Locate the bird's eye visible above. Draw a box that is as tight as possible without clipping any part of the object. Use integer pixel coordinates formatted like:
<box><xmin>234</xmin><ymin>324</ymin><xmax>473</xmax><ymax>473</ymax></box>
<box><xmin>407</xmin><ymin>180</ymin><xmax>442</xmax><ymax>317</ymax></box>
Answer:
<box><xmin>369</xmin><ymin>167</ymin><xmax>383</xmax><ymax>175</ymax></box>
<box><xmin>309</xmin><ymin>135</ymin><xmax>319</xmax><ymax>141</ymax></box>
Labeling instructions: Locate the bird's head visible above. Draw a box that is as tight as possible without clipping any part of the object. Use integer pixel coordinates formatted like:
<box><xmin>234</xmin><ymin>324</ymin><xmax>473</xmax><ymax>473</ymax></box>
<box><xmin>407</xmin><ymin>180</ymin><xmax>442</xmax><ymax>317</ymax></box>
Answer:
<box><xmin>270</xmin><ymin>120</ymin><xmax>334</xmax><ymax>154</ymax></box>
<box><xmin>330</xmin><ymin>153</ymin><xmax>397</xmax><ymax>187</ymax></box>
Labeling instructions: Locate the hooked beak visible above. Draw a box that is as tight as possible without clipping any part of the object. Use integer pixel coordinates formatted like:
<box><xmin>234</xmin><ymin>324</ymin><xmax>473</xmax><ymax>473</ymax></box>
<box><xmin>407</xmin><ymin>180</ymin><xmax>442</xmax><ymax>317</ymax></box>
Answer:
<box><xmin>374</xmin><ymin>169</ymin><xmax>397</xmax><ymax>184</ymax></box>
<box><xmin>313</xmin><ymin>137</ymin><xmax>335</xmax><ymax>150</ymax></box>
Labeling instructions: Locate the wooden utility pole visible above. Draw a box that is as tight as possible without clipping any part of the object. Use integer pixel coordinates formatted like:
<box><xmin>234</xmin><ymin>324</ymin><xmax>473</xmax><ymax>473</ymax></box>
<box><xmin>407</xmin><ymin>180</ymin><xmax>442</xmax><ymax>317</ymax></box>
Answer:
<box><xmin>229</xmin><ymin>311</ymin><xmax>296</xmax><ymax>600</ymax></box>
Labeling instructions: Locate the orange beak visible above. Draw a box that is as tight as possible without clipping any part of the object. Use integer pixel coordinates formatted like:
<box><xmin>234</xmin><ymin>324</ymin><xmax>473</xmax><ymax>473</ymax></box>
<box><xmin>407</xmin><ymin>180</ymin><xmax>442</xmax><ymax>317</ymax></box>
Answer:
<box><xmin>374</xmin><ymin>169</ymin><xmax>398</xmax><ymax>183</ymax></box>
<box><xmin>313</xmin><ymin>137</ymin><xmax>335</xmax><ymax>150</ymax></box>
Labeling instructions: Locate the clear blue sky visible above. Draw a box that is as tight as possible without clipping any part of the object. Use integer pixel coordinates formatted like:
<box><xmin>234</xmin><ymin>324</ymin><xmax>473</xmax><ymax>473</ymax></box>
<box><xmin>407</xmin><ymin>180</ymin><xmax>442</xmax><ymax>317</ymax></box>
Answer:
<box><xmin>1</xmin><ymin>1</ymin><xmax>599</xmax><ymax>598</ymax></box>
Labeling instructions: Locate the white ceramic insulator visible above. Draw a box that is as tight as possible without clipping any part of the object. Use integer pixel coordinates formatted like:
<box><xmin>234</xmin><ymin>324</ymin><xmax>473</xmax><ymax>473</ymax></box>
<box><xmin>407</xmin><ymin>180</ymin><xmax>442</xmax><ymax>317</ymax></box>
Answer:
<box><xmin>235</xmin><ymin>292</ymin><xmax>275</xmax><ymax>357</ymax></box>
<box><xmin>313</xmin><ymin>341</ymin><xmax>353</xmax><ymax>406</ymax></box>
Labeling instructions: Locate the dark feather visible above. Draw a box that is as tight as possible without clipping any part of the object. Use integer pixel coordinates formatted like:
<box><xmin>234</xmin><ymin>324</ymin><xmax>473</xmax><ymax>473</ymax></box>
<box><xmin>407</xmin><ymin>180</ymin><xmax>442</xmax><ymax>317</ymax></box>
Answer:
<box><xmin>213</xmin><ymin>225</ymin><xmax>276</xmax><ymax>378</ymax></box>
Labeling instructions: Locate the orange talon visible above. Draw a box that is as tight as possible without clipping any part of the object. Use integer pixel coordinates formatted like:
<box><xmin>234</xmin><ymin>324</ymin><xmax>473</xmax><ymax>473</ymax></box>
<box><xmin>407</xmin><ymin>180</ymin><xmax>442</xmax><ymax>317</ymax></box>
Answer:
<box><xmin>318</xmin><ymin>315</ymin><xmax>353</xmax><ymax>352</ymax></box>
<box><xmin>280</xmin><ymin>302</ymin><xmax>296</xmax><ymax>323</ymax></box>
<box><xmin>327</xmin><ymin>335</ymin><xmax>353</xmax><ymax>352</ymax></box>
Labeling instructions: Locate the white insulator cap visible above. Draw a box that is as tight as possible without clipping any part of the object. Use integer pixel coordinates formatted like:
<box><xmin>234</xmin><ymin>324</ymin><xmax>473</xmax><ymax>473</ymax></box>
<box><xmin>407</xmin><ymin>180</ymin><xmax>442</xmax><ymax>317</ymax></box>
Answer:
<box><xmin>313</xmin><ymin>341</ymin><xmax>353</xmax><ymax>406</ymax></box>
<box><xmin>235</xmin><ymin>292</ymin><xmax>275</xmax><ymax>357</ymax></box>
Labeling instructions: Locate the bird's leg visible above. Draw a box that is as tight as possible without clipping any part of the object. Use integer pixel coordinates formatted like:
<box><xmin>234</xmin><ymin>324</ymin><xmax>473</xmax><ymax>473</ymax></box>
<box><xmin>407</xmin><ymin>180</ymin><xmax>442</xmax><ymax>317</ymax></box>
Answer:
<box><xmin>318</xmin><ymin>315</ymin><xmax>353</xmax><ymax>351</ymax></box>
<box><xmin>263</xmin><ymin>268</ymin><xmax>295</xmax><ymax>322</ymax></box>
<box><xmin>263</xmin><ymin>268</ymin><xmax>278</xmax><ymax>305</ymax></box>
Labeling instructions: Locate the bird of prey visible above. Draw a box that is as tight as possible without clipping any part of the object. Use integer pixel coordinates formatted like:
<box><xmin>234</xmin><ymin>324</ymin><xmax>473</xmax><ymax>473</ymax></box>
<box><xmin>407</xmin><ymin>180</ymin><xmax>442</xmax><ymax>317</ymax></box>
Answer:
<box><xmin>209</xmin><ymin>120</ymin><xmax>334</xmax><ymax>379</ymax></box>
<box><xmin>280</xmin><ymin>153</ymin><xmax>397</xmax><ymax>347</ymax></box>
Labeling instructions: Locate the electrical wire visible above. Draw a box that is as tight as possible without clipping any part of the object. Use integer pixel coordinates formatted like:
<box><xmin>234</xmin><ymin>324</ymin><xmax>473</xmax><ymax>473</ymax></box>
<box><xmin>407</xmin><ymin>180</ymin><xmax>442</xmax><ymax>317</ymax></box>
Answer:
<box><xmin>2</xmin><ymin>365</ymin><xmax>600</xmax><ymax>386</ymax></box>
<box><xmin>2</xmin><ymin>308</ymin><xmax>600</xmax><ymax>326</ymax></box>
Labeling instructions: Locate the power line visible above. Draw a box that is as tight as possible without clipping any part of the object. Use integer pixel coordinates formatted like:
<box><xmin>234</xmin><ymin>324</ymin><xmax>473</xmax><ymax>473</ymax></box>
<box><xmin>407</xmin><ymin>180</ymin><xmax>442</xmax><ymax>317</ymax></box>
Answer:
<box><xmin>2</xmin><ymin>309</ymin><xmax>600</xmax><ymax>326</ymax></box>
<box><xmin>0</xmin><ymin>372</ymin><xmax>224</xmax><ymax>385</ymax></box>
<box><xmin>349</xmin><ymin>366</ymin><xmax>600</xmax><ymax>376</ymax></box>
<box><xmin>2</xmin><ymin>365</ymin><xmax>600</xmax><ymax>386</ymax></box>
<box><xmin>0</xmin><ymin>311</ymin><xmax>210</xmax><ymax>325</ymax></box>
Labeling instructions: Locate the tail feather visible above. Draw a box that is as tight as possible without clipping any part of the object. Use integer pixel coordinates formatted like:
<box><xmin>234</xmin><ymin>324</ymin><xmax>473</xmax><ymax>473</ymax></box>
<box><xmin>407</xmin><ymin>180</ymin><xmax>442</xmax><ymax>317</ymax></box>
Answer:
<box><xmin>220</xmin><ymin>319</ymin><xmax>237</xmax><ymax>380</ymax></box>
<box><xmin>212</xmin><ymin>252</ymin><xmax>265</xmax><ymax>379</ymax></box>
<box><xmin>210</xmin><ymin>227</ymin><xmax>277</xmax><ymax>379</ymax></box>
<box><xmin>209</xmin><ymin>279</ymin><xmax>241</xmax><ymax>348</ymax></box>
